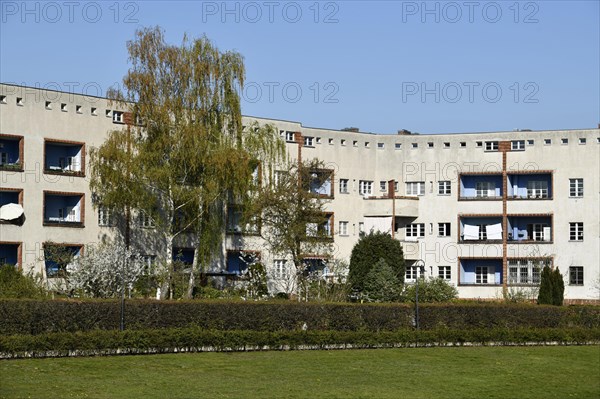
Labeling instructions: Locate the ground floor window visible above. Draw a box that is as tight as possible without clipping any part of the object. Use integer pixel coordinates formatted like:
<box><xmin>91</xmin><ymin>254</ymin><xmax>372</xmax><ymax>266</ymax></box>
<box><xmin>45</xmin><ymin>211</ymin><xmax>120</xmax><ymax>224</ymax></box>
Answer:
<box><xmin>569</xmin><ymin>266</ymin><xmax>584</xmax><ymax>286</ymax></box>
<box><xmin>438</xmin><ymin>266</ymin><xmax>451</xmax><ymax>281</ymax></box>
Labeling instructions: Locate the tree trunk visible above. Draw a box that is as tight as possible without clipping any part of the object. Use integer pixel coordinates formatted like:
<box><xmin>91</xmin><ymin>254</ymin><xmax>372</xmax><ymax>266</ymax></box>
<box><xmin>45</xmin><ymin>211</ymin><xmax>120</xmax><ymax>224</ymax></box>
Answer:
<box><xmin>160</xmin><ymin>234</ymin><xmax>174</xmax><ymax>300</ymax></box>
<box><xmin>187</xmin><ymin>243</ymin><xmax>200</xmax><ymax>299</ymax></box>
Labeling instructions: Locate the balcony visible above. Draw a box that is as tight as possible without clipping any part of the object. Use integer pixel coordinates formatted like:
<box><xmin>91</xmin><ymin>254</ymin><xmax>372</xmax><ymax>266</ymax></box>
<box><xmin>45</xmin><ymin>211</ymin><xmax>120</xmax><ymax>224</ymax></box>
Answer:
<box><xmin>43</xmin><ymin>192</ymin><xmax>84</xmax><ymax>227</ymax></box>
<box><xmin>44</xmin><ymin>140</ymin><xmax>85</xmax><ymax>176</ymax></box>
<box><xmin>459</xmin><ymin>258</ymin><xmax>502</xmax><ymax>286</ymax></box>
<box><xmin>459</xmin><ymin>216</ymin><xmax>503</xmax><ymax>243</ymax></box>
<box><xmin>459</xmin><ymin>174</ymin><xmax>503</xmax><ymax>200</ymax></box>
<box><xmin>363</xmin><ymin>196</ymin><xmax>419</xmax><ymax>218</ymax></box>
<box><xmin>507</xmin><ymin>215</ymin><xmax>552</xmax><ymax>243</ymax></box>
<box><xmin>0</xmin><ymin>135</ymin><xmax>23</xmax><ymax>171</ymax></box>
<box><xmin>508</xmin><ymin>173</ymin><xmax>552</xmax><ymax>200</ymax></box>
<box><xmin>0</xmin><ymin>243</ymin><xmax>20</xmax><ymax>267</ymax></box>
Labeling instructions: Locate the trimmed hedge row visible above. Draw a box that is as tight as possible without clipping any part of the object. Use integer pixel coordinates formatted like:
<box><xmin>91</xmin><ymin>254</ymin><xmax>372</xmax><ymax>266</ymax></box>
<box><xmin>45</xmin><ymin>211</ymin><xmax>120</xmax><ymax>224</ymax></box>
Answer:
<box><xmin>2</xmin><ymin>327</ymin><xmax>599</xmax><ymax>358</ymax></box>
<box><xmin>1</xmin><ymin>300</ymin><xmax>599</xmax><ymax>335</ymax></box>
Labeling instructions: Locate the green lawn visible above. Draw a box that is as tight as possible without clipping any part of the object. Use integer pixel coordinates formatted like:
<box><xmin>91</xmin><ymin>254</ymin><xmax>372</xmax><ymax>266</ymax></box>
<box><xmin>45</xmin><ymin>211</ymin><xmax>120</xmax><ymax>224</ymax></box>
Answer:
<box><xmin>1</xmin><ymin>346</ymin><xmax>599</xmax><ymax>399</ymax></box>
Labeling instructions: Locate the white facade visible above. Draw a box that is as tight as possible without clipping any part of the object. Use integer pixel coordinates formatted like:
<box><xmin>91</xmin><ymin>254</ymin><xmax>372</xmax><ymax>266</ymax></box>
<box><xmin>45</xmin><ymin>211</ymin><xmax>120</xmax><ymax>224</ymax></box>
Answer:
<box><xmin>1</xmin><ymin>83</ymin><xmax>599</xmax><ymax>301</ymax></box>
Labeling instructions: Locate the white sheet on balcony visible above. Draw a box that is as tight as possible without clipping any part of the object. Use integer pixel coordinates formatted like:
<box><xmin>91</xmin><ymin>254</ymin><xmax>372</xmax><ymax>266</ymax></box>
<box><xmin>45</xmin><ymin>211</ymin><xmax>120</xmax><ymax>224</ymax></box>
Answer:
<box><xmin>364</xmin><ymin>217</ymin><xmax>392</xmax><ymax>234</ymax></box>
<box><xmin>463</xmin><ymin>224</ymin><xmax>480</xmax><ymax>240</ymax></box>
<box><xmin>486</xmin><ymin>223</ymin><xmax>503</xmax><ymax>240</ymax></box>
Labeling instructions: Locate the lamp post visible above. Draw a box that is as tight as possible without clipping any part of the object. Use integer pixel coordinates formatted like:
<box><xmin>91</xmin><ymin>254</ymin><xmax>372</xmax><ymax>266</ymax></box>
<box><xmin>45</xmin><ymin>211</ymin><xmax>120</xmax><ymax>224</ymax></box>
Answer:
<box><xmin>413</xmin><ymin>259</ymin><xmax>426</xmax><ymax>330</ymax></box>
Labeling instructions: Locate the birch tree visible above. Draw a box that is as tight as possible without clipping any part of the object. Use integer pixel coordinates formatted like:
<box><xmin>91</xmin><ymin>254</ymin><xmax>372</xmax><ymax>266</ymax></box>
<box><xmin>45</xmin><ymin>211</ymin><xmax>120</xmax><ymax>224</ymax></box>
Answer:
<box><xmin>90</xmin><ymin>27</ymin><xmax>284</xmax><ymax>299</ymax></box>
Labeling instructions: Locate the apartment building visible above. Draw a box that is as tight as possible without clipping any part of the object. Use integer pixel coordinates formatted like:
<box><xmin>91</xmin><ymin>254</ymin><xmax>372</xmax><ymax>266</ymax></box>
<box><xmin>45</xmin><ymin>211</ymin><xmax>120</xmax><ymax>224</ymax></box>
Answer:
<box><xmin>1</xmin><ymin>83</ymin><xmax>598</xmax><ymax>301</ymax></box>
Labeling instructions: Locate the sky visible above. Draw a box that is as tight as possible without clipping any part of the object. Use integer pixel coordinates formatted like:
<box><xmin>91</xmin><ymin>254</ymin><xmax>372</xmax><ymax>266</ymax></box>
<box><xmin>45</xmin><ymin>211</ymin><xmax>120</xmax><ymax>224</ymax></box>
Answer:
<box><xmin>1</xmin><ymin>1</ymin><xmax>599</xmax><ymax>134</ymax></box>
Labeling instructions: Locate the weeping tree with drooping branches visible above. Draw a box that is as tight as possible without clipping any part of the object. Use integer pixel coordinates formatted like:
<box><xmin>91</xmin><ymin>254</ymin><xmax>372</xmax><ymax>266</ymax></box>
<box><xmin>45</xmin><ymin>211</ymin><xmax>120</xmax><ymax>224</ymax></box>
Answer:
<box><xmin>90</xmin><ymin>26</ymin><xmax>284</xmax><ymax>299</ymax></box>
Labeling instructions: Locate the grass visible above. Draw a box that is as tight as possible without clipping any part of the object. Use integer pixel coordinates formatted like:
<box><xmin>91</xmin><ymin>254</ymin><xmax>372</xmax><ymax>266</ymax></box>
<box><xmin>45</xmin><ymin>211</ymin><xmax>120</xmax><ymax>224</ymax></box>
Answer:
<box><xmin>1</xmin><ymin>346</ymin><xmax>599</xmax><ymax>399</ymax></box>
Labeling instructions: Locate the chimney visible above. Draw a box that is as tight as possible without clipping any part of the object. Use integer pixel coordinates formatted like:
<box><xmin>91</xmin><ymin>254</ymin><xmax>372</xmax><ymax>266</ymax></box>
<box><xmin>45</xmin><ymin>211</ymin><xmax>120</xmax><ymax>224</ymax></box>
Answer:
<box><xmin>341</xmin><ymin>127</ymin><xmax>359</xmax><ymax>132</ymax></box>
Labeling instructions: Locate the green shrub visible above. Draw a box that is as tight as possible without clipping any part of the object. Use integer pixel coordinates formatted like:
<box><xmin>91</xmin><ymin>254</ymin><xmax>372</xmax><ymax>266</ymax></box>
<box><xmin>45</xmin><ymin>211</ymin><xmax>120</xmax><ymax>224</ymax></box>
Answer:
<box><xmin>402</xmin><ymin>278</ymin><xmax>458</xmax><ymax>303</ymax></box>
<box><xmin>362</xmin><ymin>259</ymin><xmax>402</xmax><ymax>302</ymax></box>
<box><xmin>1</xmin><ymin>327</ymin><xmax>598</xmax><ymax>357</ymax></box>
<box><xmin>348</xmin><ymin>232</ymin><xmax>405</xmax><ymax>293</ymax></box>
<box><xmin>552</xmin><ymin>268</ymin><xmax>565</xmax><ymax>306</ymax></box>
<box><xmin>0</xmin><ymin>265</ymin><xmax>47</xmax><ymax>299</ymax></box>
<box><xmin>538</xmin><ymin>266</ymin><xmax>554</xmax><ymax>305</ymax></box>
<box><xmin>1</xmin><ymin>300</ymin><xmax>599</xmax><ymax>336</ymax></box>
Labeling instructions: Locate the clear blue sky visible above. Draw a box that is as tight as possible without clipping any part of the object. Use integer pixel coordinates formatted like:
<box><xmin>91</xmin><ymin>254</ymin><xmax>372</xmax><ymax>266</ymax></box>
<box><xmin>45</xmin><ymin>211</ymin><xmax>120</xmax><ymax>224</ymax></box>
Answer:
<box><xmin>1</xmin><ymin>1</ymin><xmax>598</xmax><ymax>134</ymax></box>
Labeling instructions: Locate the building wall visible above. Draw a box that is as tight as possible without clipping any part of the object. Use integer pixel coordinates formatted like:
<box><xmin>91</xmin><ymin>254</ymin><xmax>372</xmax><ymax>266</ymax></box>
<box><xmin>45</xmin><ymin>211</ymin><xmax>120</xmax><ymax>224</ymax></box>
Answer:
<box><xmin>1</xmin><ymin>83</ymin><xmax>598</xmax><ymax>300</ymax></box>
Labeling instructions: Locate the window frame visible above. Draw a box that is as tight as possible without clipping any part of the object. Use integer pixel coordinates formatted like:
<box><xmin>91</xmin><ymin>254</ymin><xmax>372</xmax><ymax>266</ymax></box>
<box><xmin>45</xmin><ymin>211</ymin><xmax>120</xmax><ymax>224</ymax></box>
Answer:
<box><xmin>406</xmin><ymin>181</ymin><xmax>425</xmax><ymax>196</ymax></box>
<box><xmin>438</xmin><ymin>222</ymin><xmax>451</xmax><ymax>237</ymax></box>
<box><xmin>339</xmin><ymin>178</ymin><xmax>349</xmax><ymax>194</ymax></box>
<box><xmin>569</xmin><ymin>178</ymin><xmax>583</xmax><ymax>198</ymax></box>
<box><xmin>569</xmin><ymin>222</ymin><xmax>583</xmax><ymax>241</ymax></box>
<box><xmin>438</xmin><ymin>181</ymin><xmax>451</xmax><ymax>195</ymax></box>
<box><xmin>358</xmin><ymin>180</ymin><xmax>373</xmax><ymax>196</ymax></box>
<box><xmin>569</xmin><ymin>266</ymin><xmax>584</xmax><ymax>286</ymax></box>
<box><xmin>438</xmin><ymin>266</ymin><xmax>451</xmax><ymax>281</ymax></box>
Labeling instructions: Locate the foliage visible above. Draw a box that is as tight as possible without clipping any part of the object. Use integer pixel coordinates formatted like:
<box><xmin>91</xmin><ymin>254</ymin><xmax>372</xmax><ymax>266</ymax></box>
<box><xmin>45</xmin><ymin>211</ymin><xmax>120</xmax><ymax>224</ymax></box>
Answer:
<box><xmin>348</xmin><ymin>232</ymin><xmax>405</xmax><ymax>293</ymax></box>
<box><xmin>1</xmin><ymin>327</ymin><xmax>599</xmax><ymax>359</ymax></box>
<box><xmin>67</xmin><ymin>243</ymin><xmax>155</xmax><ymax>299</ymax></box>
<box><xmin>538</xmin><ymin>266</ymin><xmax>553</xmax><ymax>305</ymax></box>
<box><xmin>2</xmin><ymin>300</ymin><xmax>598</xmax><ymax>336</ymax></box>
<box><xmin>552</xmin><ymin>268</ymin><xmax>565</xmax><ymax>306</ymax></box>
<box><xmin>241</xmin><ymin>263</ymin><xmax>269</xmax><ymax>299</ymax></box>
<box><xmin>361</xmin><ymin>259</ymin><xmax>402</xmax><ymax>302</ymax></box>
<box><xmin>90</xmin><ymin>26</ymin><xmax>284</xmax><ymax>299</ymax></box>
<box><xmin>248</xmin><ymin>158</ymin><xmax>334</xmax><ymax>295</ymax></box>
<box><xmin>0</xmin><ymin>265</ymin><xmax>47</xmax><ymax>299</ymax></box>
<box><xmin>402</xmin><ymin>278</ymin><xmax>458</xmax><ymax>303</ymax></box>
<box><xmin>538</xmin><ymin>266</ymin><xmax>564</xmax><ymax>306</ymax></box>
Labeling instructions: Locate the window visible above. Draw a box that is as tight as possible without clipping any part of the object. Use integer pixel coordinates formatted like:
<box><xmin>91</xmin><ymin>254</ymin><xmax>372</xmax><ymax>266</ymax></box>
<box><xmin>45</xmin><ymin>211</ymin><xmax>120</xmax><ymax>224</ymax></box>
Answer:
<box><xmin>304</xmin><ymin>136</ymin><xmax>314</xmax><ymax>147</ymax></box>
<box><xmin>61</xmin><ymin>103</ymin><xmax>67</xmax><ymax>112</ymax></box>
<box><xmin>339</xmin><ymin>221</ymin><xmax>348</xmax><ymax>236</ymax></box>
<box><xmin>16</xmin><ymin>97</ymin><xmax>23</xmax><ymax>106</ymax></box>
<box><xmin>443</xmin><ymin>142</ymin><xmax>450</xmax><ymax>148</ymax></box>
<box><xmin>406</xmin><ymin>223</ymin><xmax>425</xmax><ymax>238</ymax></box>
<box><xmin>394</xmin><ymin>181</ymin><xmax>399</xmax><ymax>192</ymax></box>
<box><xmin>427</xmin><ymin>142</ymin><xmax>434</xmax><ymax>148</ymax></box>
<box><xmin>477</xmin><ymin>224</ymin><xmax>487</xmax><ymax>240</ymax></box>
<box><xmin>561</xmin><ymin>138</ymin><xmax>568</xmax><ymax>145</ymax></box>
<box><xmin>511</xmin><ymin>140</ymin><xmax>525</xmax><ymax>150</ymax></box>
<box><xmin>484</xmin><ymin>141</ymin><xmax>498</xmax><ymax>151</ymax></box>
<box><xmin>578</xmin><ymin>137</ymin><xmax>586</xmax><ymax>145</ymax></box>
<box><xmin>359</xmin><ymin>180</ymin><xmax>373</xmax><ymax>196</ymax></box>
<box><xmin>0</xmin><ymin>95</ymin><xmax>6</xmax><ymax>104</ymax></box>
<box><xmin>438</xmin><ymin>223</ymin><xmax>451</xmax><ymax>237</ymax></box>
<box><xmin>476</xmin><ymin>141</ymin><xmax>483</xmax><ymax>148</ymax></box>
<box><xmin>405</xmin><ymin>266</ymin><xmax>422</xmax><ymax>282</ymax></box>
<box><xmin>280</xmin><ymin>131</ymin><xmax>294</xmax><ymax>142</ymax></box>
<box><xmin>364</xmin><ymin>142</ymin><xmax>370</xmax><ymax>148</ymax></box>
<box><xmin>527</xmin><ymin>139</ymin><xmax>534</xmax><ymax>146</ymax></box>
<box><xmin>328</xmin><ymin>138</ymin><xmax>334</xmax><ymax>145</ymax></box>
<box><xmin>476</xmin><ymin>181</ymin><xmax>496</xmax><ymax>198</ymax></box>
<box><xmin>569</xmin><ymin>178</ymin><xmax>583</xmax><ymax>197</ymax></box>
<box><xmin>274</xmin><ymin>259</ymin><xmax>288</xmax><ymax>278</ymax></box>
<box><xmin>315</xmin><ymin>137</ymin><xmax>321</xmax><ymax>144</ymax></box>
<box><xmin>438</xmin><ymin>266</ymin><xmax>451</xmax><ymax>281</ymax></box>
<box><xmin>339</xmin><ymin>178</ymin><xmax>349</xmax><ymax>194</ymax></box>
<box><xmin>45</xmin><ymin>101</ymin><xmax>52</xmax><ymax>110</ymax></box>
<box><xmin>98</xmin><ymin>206</ymin><xmax>114</xmax><ymax>227</ymax></box>
<box><xmin>527</xmin><ymin>181</ymin><xmax>548</xmax><ymax>198</ymax></box>
<box><xmin>91</xmin><ymin>107</ymin><xmax>97</xmax><ymax>116</ymax></box>
<box><xmin>395</xmin><ymin>143</ymin><xmax>401</xmax><ymax>150</ymax></box>
<box><xmin>507</xmin><ymin>259</ymin><xmax>547</xmax><ymax>285</ymax></box>
<box><xmin>460</xmin><ymin>142</ymin><xmax>466</xmax><ymax>147</ymax></box>
<box><xmin>113</xmin><ymin>111</ymin><xmax>124</xmax><ymax>123</ymax></box>
<box><xmin>137</xmin><ymin>211</ymin><xmax>155</xmax><ymax>228</ymax></box>
<box><xmin>377</xmin><ymin>142</ymin><xmax>384</xmax><ymax>149</ymax></box>
<box><xmin>353</xmin><ymin>140</ymin><xmax>358</xmax><ymax>147</ymax></box>
<box><xmin>527</xmin><ymin>223</ymin><xmax>546</xmax><ymax>241</ymax></box>
<box><xmin>406</xmin><ymin>181</ymin><xmax>425</xmax><ymax>196</ymax></box>
<box><xmin>569</xmin><ymin>222</ymin><xmax>583</xmax><ymax>241</ymax></box>
<box><xmin>358</xmin><ymin>222</ymin><xmax>364</xmax><ymax>234</ymax></box>
<box><xmin>341</xmin><ymin>139</ymin><xmax>347</xmax><ymax>146</ymax></box>
<box><xmin>76</xmin><ymin>105</ymin><xmax>82</xmax><ymax>114</ymax></box>
<box><xmin>438</xmin><ymin>181</ymin><xmax>451</xmax><ymax>195</ymax></box>
<box><xmin>379</xmin><ymin>181</ymin><xmax>387</xmax><ymax>192</ymax></box>
<box><xmin>569</xmin><ymin>266</ymin><xmax>584</xmax><ymax>286</ymax></box>
<box><xmin>475</xmin><ymin>266</ymin><xmax>489</xmax><ymax>284</ymax></box>
<box><xmin>544</xmin><ymin>138</ymin><xmax>552</xmax><ymax>145</ymax></box>
<box><xmin>105</xmin><ymin>109</ymin><xmax>111</xmax><ymax>117</ymax></box>
<box><xmin>411</xmin><ymin>143</ymin><xmax>418</xmax><ymax>149</ymax></box>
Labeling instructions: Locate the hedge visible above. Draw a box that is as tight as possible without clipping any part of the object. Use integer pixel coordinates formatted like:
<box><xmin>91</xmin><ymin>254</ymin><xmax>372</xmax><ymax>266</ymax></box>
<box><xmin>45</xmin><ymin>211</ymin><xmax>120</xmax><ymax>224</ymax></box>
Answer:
<box><xmin>2</xmin><ymin>327</ymin><xmax>599</xmax><ymax>358</ymax></box>
<box><xmin>1</xmin><ymin>300</ymin><xmax>599</xmax><ymax>335</ymax></box>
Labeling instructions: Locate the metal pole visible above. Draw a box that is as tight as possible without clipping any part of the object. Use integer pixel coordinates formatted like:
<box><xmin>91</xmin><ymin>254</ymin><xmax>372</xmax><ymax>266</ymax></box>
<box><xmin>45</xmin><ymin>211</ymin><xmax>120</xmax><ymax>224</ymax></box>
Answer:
<box><xmin>415</xmin><ymin>271</ymin><xmax>419</xmax><ymax>330</ymax></box>
<box><xmin>120</xmin><ymin>257</ymin><xmax>126</xmax><ymax>331</ymax></box>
